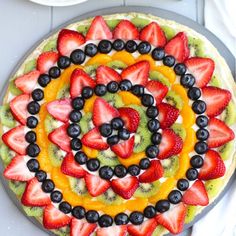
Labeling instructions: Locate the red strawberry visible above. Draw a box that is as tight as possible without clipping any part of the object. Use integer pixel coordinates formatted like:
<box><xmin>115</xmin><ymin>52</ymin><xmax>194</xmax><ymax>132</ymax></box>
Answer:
<box><xmin>57</xmin><ymin>29</ymin><xmax>85</xmax><ymax>56</ymax></box>
<box><xmin>61</xmin><ymin>152</ymin><xmax>85</xmax><ymax>178</ymax></box>
<box><xmin>43</xmin><ymin>204</ymin><xmax>71</xmax><ymax>229</ymax></box>
<box><xmin>15</xmin><ymin>70</ymin><xmax>40</xmax><ymax>94</ymax></box>
<box><xmin>96</xmin><ymin>65</ymin><xmax>122</xmax><ymax>84</ymax></box>
<box><xmin>118</xmin><ymin>108</ymin><xmax>140</xmax><ymax>132</ymax></box>
<box><xmin>84</xmin><ymin>173</ymin><xmax>110</xmax><ymax>197</ymax></box>
<box><xmin>202</xmin><ymin>86</ymin><xmax>231</xmax><ymax>117</ymax></box>
<box><xmin>121</xmin><ymin>61</ymin><xmax>150</xmax><ymax>86</ymax></box>
<box><xmin>140</xmin><ymin>22</ymin><xmax>167</xmax><ymax>47</ymax></box>
<box><xmin>70</xmin><ymin>218</ymin><xmax>97</xmax><ymax>236</ymax></box>
<box><xmin>208</xmin><ymin>118</ymin><xmax>235</xmax><ymax>148</ymax></box>
<box><xmin>2</xmin><ymin>125</ymin><xmax>28</xmax><ymax>155</ymax></box>
<box><xmin>198</xmin><ymin>150</ymin><xmax>226</xmax><ymax>180</ymax></box>
<box><xmin>164</xmin><ymin>32</ymin><xmax>189</xmax><ymax>62</ymax></box>
<box><xmin>92</xmin><ymin>98</ymin><xmax>119</xmax><ymax>126</ymax></box>
<box><xmin>185</xmin><ymin>57</ymin><xmax>215</xmax><ymax>88</ymax></box>
<box><xmin>111</xmin><ymin>176</ymin><xmax>139</xmax><ymax>199</ymax></box>
<box><xmin>37</xmin><ymin>51</ymin><xmax>59</xmax><ymax>74</ymax></box>
<box><xmin>47</xmin><ymin>98</ymin><xmax>72</xmax><ymax>122</ymax></box>
<box><xmin>158</xmin><ymin>103</ymin><xmax>179</xmax><ymax>129</ymax></box>
<box><xmin>48</xmin><ymin>124</ymin><xmax>71</xmax><ymax>152</ymax></box>
<box><xmin>3</xmin><ymin>155</ymin><xmax>33</xmax><ymax>181</ymax></box>
<box><xmin>146</xmin><ymin>81</ymin><xmax>168</xmax><ymax>104</ymax></box>
<box><xmin>81</xmin><ymin>127</ymin><xmax>109</xmax><ymax>150</ymax></box>
<box><xmin>97</xmin><ymin>225</ymin><xmax>127</xmax><ymax>236</ymax></box>
<box><xmin>86</xmin><ymin>16</ymin><xmax>112</xmax><ymax>40</ymax></box>
<box><xmin>158</xmin><ymin>129</ymin><xmax>183</xmax><ymax>159</ymax></box>
<box><xmin>139</xmin><ymin>160</ymin><xmax>164</xmax><ymax>183</ymax></box>
<box><xmin>21</xmin><ymin>177</ymin><xmax>51</xmax><ymax>207</ymax></box>
<box><xmin>127</xmin><ymin>218</ymin><xmax>158</xmax><ymax>236</ymax></box>
<box><xmin>113</xmin><ymin>20</ymin><xmax>139</xmax><ymax>40</ymax></box>
<box><xmin>111</xmin><ymin>136</ymin><xmax>135</xmax><ymax>159</ymax></box>
<box><xmin>182</xmin><ymin>180</ymin><xmax>209</xmax><ymax>206</ymax></box>
<box><xmin>10</xmin><ymin>94</ymin><xmax>30</xmax><ymax>125</ymax></box>
<box><xmin>70</xmin><ymin>68</ymin><xmax>96</xmax><ymax>98</ymax></box>
<box><xmin>155</xmin><ymin>203</ymin><xmax>186</xmax><ymax>234</ymax></box>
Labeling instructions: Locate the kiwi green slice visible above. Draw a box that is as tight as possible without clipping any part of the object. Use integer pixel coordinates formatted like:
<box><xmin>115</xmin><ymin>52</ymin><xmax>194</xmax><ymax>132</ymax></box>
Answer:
<box><xmin>23</xmin><ymin>59</ymin><xmax>36</xmax><ymax>73</ymax></box>
<box><xmin>166</xmin><ymin>90</ymin><xmax>183</xmax><ymax>110</ymax></box>
<box><xmin>218</xmin><ymin>141</ymin><xmax>234</xmax><ymax>160</ymax></box>
<box><xmin>188</xmin><ymin>36</ymin><xmax>205</xmax><ymax>57</ymax></box>
<box><xmin>107</xmin><ymin>60</ymin><xmax>127</xmax><ymax>70</ymax></box>
<box><xmin>97</xmin><ymin>188</ymin><xmax>123</xmax><ymax>205</ymax></box>
<box><xmin>171</xmin><ymin>123</ymin><xmax>186</xmax><ymax>141</ymax></box>
<box><xmin>106</xmin><ymin>19</ymin><xmax>121</xmax><ymax>30</ymax></box>
<box><xmin>127</xmin><ymin>104</ymin><xmax>147</xmax><ymax>128</ymax></box>
<box><xmin>80</xmin><ymin>112</ymin><xmax>93</xmax><ymax>135</ymax></box>
<box><xmin>103</xmin><ymin>93</ymin><xmax>124</xmax><ymax>108</ymax></box>
<box><xmin>205</xmin><ymin>178</ymin><xmax>223</xmax><ymax>199</ymax></box>
<box><xmin>44</xmin><ymin>115</ymin><xmax>58</xmax><ymax>134</ymax></box>
<box><xmin>221</xmin><ymin>102</ymin><xmax>236</xmax><ymax>126</ymax></box>
<box><xmin>134</xmin><ymin>126</ymin><xmax>152</xmax><ymax>153</ymax></box>
<box><xmin>22</xmin><ymin>206</ymin><xmax>43</xmax><ymax>217</ymax></box>
<box><xmin>185</xmin><ymin>205</ymin><xmax>198</xmax><ymax>224</ymax></box>
<box><xmin>131</xmin><ymin>17</ymin><xmax>150</xmax><ymax>29</ymax></box>
<box><xmin>9</xmin><ymin>80</ymin><xmax>22</xmax><ymax>96</ymax></box>
<box><xmin>84</xmin><ymin>64</ymin><xmax>100</xmax><ymax>76</ymax></box>
<box><xmin>0</xmin><ymin>143</ymin><xmax>14</xmax><ymax>165</ymax></box>
<box><xmin>149</xmin><ymin>71</ymin><xmax>171</xmax><ymax>87</ymax></box>
<box><xmin>52</xmin><ymin>226</ymin><xmax>70</xmax><ymax>236</ymax></box>
<box><xmin>0</xmin><ymin>104</ymin><xmax>16</xmax><ymax>128</ymax></box>
<box><xmin>77</xmin><ymin>24</ymin><xmax>89</xmax><ymax>35</ymax></box>
<box><xmin>209</xmin><ymin>75</ymin><xmax>222</xmax><ymax>87</ymax></box>
<box><xmin>48</xmin><ymin>143</ymin><xmax>65</xmax><ymax>167</ymax></box>
<box><xmin>161</xmin><ymin>25</ymin><xmax>176</xmax><ymax>41</ymax></box>
<box><xmin>162</xmin><ymin>155</ymin><xmax>179</xmax><ymax>177</ymax></box>
<box><xmin>152</xmin><ymin>225</ymin><xmax>166</xmax><ymax>236</ymax></box>
<box><xmin>97</xmin><ymin>149</ymin><xmax>120</xmax><ymax>167</ymax></box>
<box><xmin>43</xmin><ymin>39</ymin><xmax>57</xmax><ymax>52</ymax></box>
<box><xmin>134</xmin><ymin>181</ymin><xmax>160</xmax><ymax>198</ymax></box>
<box><xmin>69</xmin><ymin>177</ymin><xmax>88</xmax><ymax>196</ymax></box>
<box><xmin>9</xmin><ymin>181</ymin><xmax>26</xmax><ymax>197</ymax></box>
<box><xmin>56</xmin><ymin>83</ymin><xmax>70</xmax><ymax>99</ymax></box>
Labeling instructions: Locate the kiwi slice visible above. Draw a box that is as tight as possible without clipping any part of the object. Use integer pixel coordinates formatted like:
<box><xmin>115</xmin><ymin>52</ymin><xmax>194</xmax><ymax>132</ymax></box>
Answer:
<box><xmin>209</xmin><ymin>75</ymin><xmax>222</xmax><ymax>87</ymax></box>
<box><xmin>171</xmin><ymin>123</ymin><xmax>186</xmax><ymax>141</ymax></box>
<box><xmin>134</xmin><ymin>181</ymin><xmax>160</xmax><ymax>198</ymax></box>
<box><xmin>106</xmin><ymin>19</ymin><xmax>121</xmax><ymax>30</ymax></box>
<box><xmin>52</xmin><ymin>226</ymin><xmax>70</xmax><ymax>236</ymax></box>
<box><xmin>97</xmin><ymin>188</ymin><xmax>123</xmax><ymax>205</ymax></box>
<box><xmin>103</xmin><ymin>93</ymin><xmax>124</xmax><ymax>108</ymax></box>
<box><xmin>0</xmin><ymin>104</ymin><xmax>16</xmax><ymax>128</ymax></box>
<box><xmin>9</xmin><ymin>80</ymin><xmax>22</xmax><ymax>96</ymax></box>
<box><xmin>221</xmin><ymin>102</ymin><xmax>236</xmax><ymax>126</ymax></box>
<box><xmin>23</xmin><ymin>59</ymin><xmax>36</xmax><ymax>73</ymax></box>
<box><xmin>152</xmin><ymin>225</ymin><xmax>166</xmax><ymax>236</ymax></box>
<box><xmin>77</xmin><ymin>24</ymin><xmax>89</xmax><ymax>35</ymax></box>
<box><xmin>131</xmin><ymin>17</ymin><xmax>150</xmax><ymax>29</ymax></box>
<box><xmin>162</xmin><ymin>155</ymin><xmax>179</xmax><ymax>178</ymax></box>
<box><xmin>0</xmin><ymin>143</ymin><xmax>14</xmax><ymax>165</ymax></box>
<box><xmin>97</xmin><ymin>149</ymin><xmax>119</xmax><ymax>167</ymax></box>
<box><xmin>22</xmin><ymin>206</ymin><xmax>43</xmax><ymax>217</ymax></box>
<box><xmin>48</xmin><ymin>143</ymin><xmax>65</xmax><ymax>167</ymax></box>
<box><xmin>84</xmin><ymin>64</ymin><xmax>100</xmax><ymax>76</ymax></box>
<box><xmin>56</xmin><ymin>84</ymin><xmax>70</xmax><ymax>99</ymax></box>
<box><xmin>134</xmin><ymin>126</ymin><xmax>152</xmax><ymax>153</ymax></box>
<box><xmin>127</xmin><ymin>104</ymin><xmax>147</xmax><ymax>128</ymax></box>
<box><xmin>161</xmin><ymin>25</ymin><xmax>176</xmax><ymax>41</ymax></box>
<box><xmin>69</xmin><ymin>177</ymin><xmax>88</xmax><ymax>195</ymax></box>
<box><xmin>9</xmin><ymin>181</ymin><xmax>26</xmax><ymax>197</ymax></box>
<box><xmin>43</xmin><ymin>39</ymin><xmax>57</xmax><ymax>52</ymax></box>
<box><xmin>80</xmin><ymin>112</ymin><xmax>93</xmax><ymax>135</ymax></box>
<box><xmin>149</xmin><ymin>71</ymin><xmax>171</xmax><ymax>87</ymax></box>
<box><xmin>218</xmin><ymin>141</ymin><xmax>234</xmax><ymax>160</ymax></box>
<box><xmin>107</xmin><ymin>60</ymin><xmax>127</xmax><ymax>70</ymax></box>
<box><xmin>205</xmin><ymin>178</ymin><xmax>223</xmax><ymax>199</ymax></box>
<box><xmin>166</xmin><ymin>90</ymin><xmax>183</xmax><ymax>110</ymax></box>
<box><xmin>44</xmin><ymin>115</ymin><xmax>58</xmax><ymax>134</ymax></box>
<box><xmin>185</xmin><ymin>206</ymin><xmax>198</xmax><ymax>224</ymax></box>
<box><xmin>188</xmin><ymin>36</ymin><xmax>205</xmax><ymax>57</ymax></box>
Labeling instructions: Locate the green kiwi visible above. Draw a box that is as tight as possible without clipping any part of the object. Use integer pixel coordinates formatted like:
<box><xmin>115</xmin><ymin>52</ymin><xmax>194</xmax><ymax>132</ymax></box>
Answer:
<box><xmin>97</xmin><ymin>188</ymin><xmax>123</xmax><ymax>205</ymax></box>
<box><xmin>218</xmin><ymin>141</ymin><xmax>234</xmax><ymax>160</ymax></box>
<box><xmin>52</xmin><ymin>226</ymin><xmax>70</xmax><ymax>236</ymax></box>
<box><xmin>221</xmin><ymin>102</ymin><xmax>236</xmax><ymax>126</ymax></box>
<box><xmin>134</xmin><ymin>181</ymin><xmax>160</xmax><ymax>198</ymax></box>
<box><xmin>44</xmin><ymin>115</ymin><xmax>58</xmax><ymax>134</ymax></box>
<box><xmin>166</xmin><ymin>90</ymin><xmax>183</xmax><ymax>110</ymax></box>
<box><xmin>209</xmin><ymin>75</ymin><xmax>222</xmax><ymax>87</ymax></box>
<box><xmin>9</xmin><ymin>181</ymin><xmax>26</xmax><ymax>197</ymax></box>
<box><xmin>106</xmin><ymin>19</ymin><xmax>121</xmax><ymax>30</ymax></box>
<box><xmin>77</xmin><ymin>24</ymin><xmax>89</xmax><ymax>35</ymax></box>
<box><xmin>107</xmin><ymin>60</ymin><xmax>127</xmax><ymax>70</ymax></box>
<box><xmin>205</xmin><ymin>178</ymin><xmax>223</xmax><ymax>199</ymax></box>
<box><xmin>0</xmin><ymin>104</ymin><xmax>16</xmax><ymax>128</ymax></box>
<box><xmin>162</xmin><ymin>155</ymin><xmax>179</xmax><ymax>177</ymax></box>
<box><xmin>152</xmin><ymin>225</ymin><xmax>166</xmax><ymax>236</ymax></box>
<box><xmin>43</xmin><ymin>39</ymin><xmax>57</xmax><ymax>52</ymax></box>
<box><xmin>149</xmin><ymin>71</ymin><xmax>171</xmax><ymax>87</ymax></box>
<box><xmin>23</xmin><ymin>59</ymin><xmax>36</xmax><ymax>73</ymax></box>
<box><xmin>171</xmin><ymin>123</ymin><xmax>186</xmax><ymax>141</ymax></box>
<box><xmin>84</xmin><ymin>64</ymin><xmax>100</xmax><ymax>76</ymax></box>
<box><xmin>80</xmin><ymin>112</ymin><xmax>93</xmax><ymax>135</ymax></box>
<box><xmin>56</xmin><ymin>84</ymin><xmax>70</xmax><ymax>99</ymax></box>
<box><xmin>127</xmin><ymin>104</ymin><xmax>147</xmax><ymax>128</ymax></box>
<box><xmin>134</xmin><ymin>126</ymin><xmax>152</xmax><ymax>153</ymax></box>
<box><xmin>188</xmin><ymin>36</ymin><xmax>205</xmax><ymax>57</ymax></box>
<box><xmin>103</xmin><ymin>93</ymin><xmax>124</xmax><ymax>108</ymax></box>
<box><xmin>0</xmin><ymin>143</ymin><xmax>14</xmax><ymax>165</ymax></box>
<box><xmin>161</xmin><ymin>25</ymin><xmax>176</xmax><ymax>41</ymax></box>
<box><xmin>131</xmin><ymin>17</ymin><xmax>150</xmax><ymax>29</ymax></box>
<box><xmin>69</xmin><ymin>177</ymin><xmax>88</xmax><ymax>195</ymax></box>
<box><xmin>22</xmin><ymin>206</ymin><xmax>43</xmax><ymax>217</ymax></box>
<box><xmin>185</xmin><ymin>206</ymin><xmax>198</xmax><ymax>224</ymax></box>
<box><xmin>48</xmin><ymin>143</ymin><xmax>65</xmax><ymax>167</ymax></box>
<box><xmin>9</xmin><ymin>80</ymin><xmax>22</xmax><ymax>96</ymax></box>
<box><xmin>97</xmin><ymin>149</ymin><xmax>120</xmax><ymax>167</ymax></box>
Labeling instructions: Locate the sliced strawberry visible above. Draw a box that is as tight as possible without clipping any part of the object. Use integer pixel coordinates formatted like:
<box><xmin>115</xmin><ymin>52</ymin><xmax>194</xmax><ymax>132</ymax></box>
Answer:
<box><xmin>84</xmin><ymin>173</ymin><xmax>110</xmax><ymax>197</ymax></box>
<box><xmin>111</xmin><ymin>136</ymin><xmax>135</xmax><ymax>159</ymax></box>
<box><xmin>70</xmin><ymin>218</ymin><xmax>97</xmax><ymax>236</ymax></box>
<box><xmin>185</xmin><ymin>57</ymin><xmax>215</xmax><ymax>88</ymax></box>
<box><xmin>57</xmin><ymin>29</ymin><xmax>85</xmax><ymax>56</ymax></box>
<box><xmin>96</xmin><ymin>65</ymin><xmax>122</xmax><ymax>85</ymax></box>
<box><xmin>182</xmin><ymin>180</ymin><xmax>209</xmax><ymax>206</ymax></box>
<box><xmin>61</xmin><ymin>152</ymin><xmax>85</xmax><ymax>178</ymax></box>
<box><xmin>47</xmin><ymin>98</ymin><xmax>72</xmax><ymax>122</ymax></box>
<box><xmin>48</xmin><ymin>124</ymin><xmax>71</xmax><ymax>152</ymax></box>
<box><xmin>155</xmin><ymin>203</ymin><xmax>186</xmax><ymax>234</ymax></box>
<box><xmin>121</xmin><ymin>61</ymin><xmax>150</xmax><ymax>86</ymax></box>
<box><xmin>164</xmin><ymin>32</ymin><xmax>189</xmax><ymax>62</ymax></box>
<box><xmin>113</xmin><ymin>20</ymin><xmax>139</xmax><ymax>40</ymax></box>
<box><xmin>3</xmin><ymin>155</ymin><xmax>33</xmax><ymax>181</ymax></box>
<box><xmin>198</xmin><ymin>150</ymin><xmax>226</xmax><ymax>180</ymax></box>
<box><xmin>158</xmin><ymin>103</ymin><xmax>179</xmax><ymax>129</ymax></box>
<box><xmin>127</xmin><ymin>218</ymin><xmax>158</xmax><ymax>236</ymax></box>
<box><xmin>15</xmin><ymin>70</ymin><xmax>40</xmax><ymax>94</ymax></box>
<box><xmin>2</xmin><ymin>125</ymin><xmax>28</xmax><ymax>155</ymax></box>
<box><xmin>202</xmin><ymin>86</ymin><xmax>231</xmax><ymax>117</ymax></box>
<box><xmin>139</xmin><ymin>160</ymin><xmax>164</xmax><ymax>183</ymax></box>
<box><xmin>37</xmin><ymin>51</ymin><xmax>59</xmax><ymax>74</ymax></box>
<box><xmin>111</xmin><ymin>176</ymin><xmax>139</xmax><ymax>199</ymax></box>
<box><xmin>21</xmin><ymin>177</ymin><xmax>51</xmax><ymax>207</ymax></box>
<box><xmin>92</xmin><ymin>98</ymin><xmax>119</xmax><ymax>126</ymax></box>
<box><xmin>81</xmin><ymin>127</ymin><xmax>109</xmax><ymax>150</ymax></box>
<box><xmin>208</xmin><ymin>118</ymin><xmax>234</xmax><ymax>148</ymax></box>
<box><xmin>140</xmin><ymin>22</ymin><xmax>167</xmax><ymax>47</ymax></box>
<box><xmin>118</xmin><ymin>108</ymin><xmax>140</xmax><ymax>132</ymax></box>
<box><xmin>70</xmin><ymin>68</ymin><xmax>96</xmax><ymax>98</ymax></box>
<box><xmin>158</xmin><ymin>129</ymin><xmax>183</xmax><ymax>159</ymax></box>
<box><xmin>97</xmin><ymin>225</ymin><xmax>127</xmax><ymax>236</ymax></box>
<box><xmin>146</xmin><ymin>80</ymin><xmax>168</xmax><ymax>104</ymax></box>
<box><xmin>10</xmin><ymin>94</ymin><xmax>30</xmax><ymax>125</ymax></box>
<box><xmin>86</xmin><ymin>16</ymin><xmax>112</xmax><ymax>40</ymax></box>
<box><xmin>43</xmin><ymin>204</ymin><xmax>71</xmax><ymax>229</ymax></box>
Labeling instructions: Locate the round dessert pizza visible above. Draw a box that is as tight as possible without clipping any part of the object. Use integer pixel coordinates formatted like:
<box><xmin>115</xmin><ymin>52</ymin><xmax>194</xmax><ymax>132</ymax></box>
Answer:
<box><xmin>1</xmin><ymin>13</ymin><xmax>236</xmax><ymax>236</ymax></box>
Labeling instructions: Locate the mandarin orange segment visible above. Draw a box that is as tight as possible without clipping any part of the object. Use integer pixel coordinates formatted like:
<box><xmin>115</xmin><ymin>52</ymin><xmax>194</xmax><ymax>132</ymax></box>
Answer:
<box><xmin>118</xmin><ymin>152</ymin><xmax>145</xmax><ymax>167</ymax></box>
<box><xmin>37</xmin><ymin>148</ymin><xmax>52</xmax><ymax>172</ymax></box>
<box><xmin>63</xmin><ymin>188</ymin><xmax>83</xmax><ymax>206</ymax></box>
<box><xmin>174</xmin><ymin>153</ymin><xmax>190</xmax><ymax>179</ymax></box>
<box><xmin>101</xmin><ymin>204</ymin><xmax>126</xmax><ymax>217</ymax></box>
<box><xmin>59</xmin><ymin>65</ymin><xmax>82</xmax><ymax>84</ymax></box>
<box><xmin>136</xmin><ymin>55</ymin><xmax>156</xmax><ymax>69</ymax></box>
<box><xmin>153</xmin><ymin>65</ymin><xmax>176</xmax><ymax>83</ymax></box>
<box><xmin>83</xmin><ymin>95</ymin><xmax>98</xmax><ymax>113</ymax></box>
<box><xmin>51</xmin><ymin>167</ymin><xmax>69</xmax><ymax>190</ymax></box>
<box><xmin>44</xmin><ymin>79</ymin><xmax>61</xmax><ymax>102</ymax></box>
<box><xmin>111</xmin><ymin>51</ymin><xmax>135</xmax><ymax>66</ymax></box>
<box><xmin>125</xmin><ymin>198</ymin><xmax>148</xmax><ymax>211</ymax></box>
<box><xmin>86</xmin><ymin>53</ymin><xmax>112</xmax><ymax>66</ymax></box>
<box><xmin>181</xmin><ymin>128</ymin><xmax>196</xmax><ymax>153</ymax></box>
<box><xmin>118</xmin><ymin>91</ymin><xmax>141</xmax><ymax>105</ymax></box>
<box><xmin>35</xmin><ymin>123</ymin><xmax>48</xmax><ymax>148</ymax></box>
<box><xmin>38</xmin><ymin>103</ymin><xmax>48</xmax><ymax>121</ymax></box>
<box><xmin>181</xmin><ymin>104</ymin><xmax>195</xmax><ymax>128</ymax></box>
<box><xmin>82</xmin><ymin>146</ymin><xmax>99</xmax><ymax>158</ymax></box>
<box><xmin>171</xmin><ymin>84</ymin><xmax>188</xmax><ymax>105</ymax></box>
<box><xmin>83</xmin><ymin>197</ymin><xmax>106</xmax><ymax>210</ymax></box>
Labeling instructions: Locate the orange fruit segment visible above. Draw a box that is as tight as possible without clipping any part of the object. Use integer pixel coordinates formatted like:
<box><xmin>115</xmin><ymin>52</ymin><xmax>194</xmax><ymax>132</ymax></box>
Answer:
<box><xmin>181</xmin><ymin>105</ymin><xmax>195</xmax><ymax>128</ymax></box>
<box><xmin>125</xmin><ymin>198</ymin><xmax>148</xmax><ymax>211</ymax></box>
<box><xmin>181</xmin><ymin>128</ymin><xmax>196</xmax><ymax>153</ymax></box>
<box><xmin>101</xmin><ymin>204</ymin><xmax>126</xmax><ymax>217</ymax></box>
<box><xmin>136</xmin><ymin>55</ymin><xmax>156</xmax><ymax>69</ymax></box>
<box><xmin>83</xmin><ymin>197</ymin><xmax>106</xmax><ymax>211</ymax></box>
<box><xmin>118</xmin><ymin>91</ymin><xmax>141</xmax><ymax>105</ymax></box>
<box><xmin>51</xmin><ymin>167</ymin><xmax>69</xmax><ymax>190</ymax></box>
<box><xmin>84</xmin><ymin>95</ymin><xmax>98</xmax><ymax>113</ymax></box>
<box><xmin>37</xmin><ymin>148</ymin><xmax>52</xmax><ymax>172</ymax></box>
<box><xmin>153</xmin><ymin>66</ymin><xmax>176</xmax><ymax>84</ymax></box>
<box><xmin>175</xmin><ymin>153</ymin><xmax>190</xmax><ymax>179</ymax></box>
<box><xmin>118</xmin><ymin>152</ymin><xmax>145</xmax><ymax>167</ymax></box>
<box><xmin>82</xmin><ymin>146</ymin><xmax>98</xmax><ymax>158</ymax></box>
<box><xmin>171</xmin><ymin>84</ymin><xmax>188</xmax><ymax>105</ymax></box>
<box><xmin>63</xmin><ymin>188</ymin><xmax>83</xmax><ymax>206</ymax></box>
<box><xmin>86</xmin><ymin>53</ymin><xmax>112</xmax><ymax>66</ymax></box>
<box><xmin>111</xmin><ymin>51</ymin><xmax>135</xmax><ymax>66</ymax></box>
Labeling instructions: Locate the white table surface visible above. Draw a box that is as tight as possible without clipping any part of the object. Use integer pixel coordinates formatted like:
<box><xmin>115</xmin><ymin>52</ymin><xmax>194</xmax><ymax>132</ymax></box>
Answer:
<box><xmin>0</xmin><ymin>0</ymin><xmax>221</xmax><ymax>235</ymax></box>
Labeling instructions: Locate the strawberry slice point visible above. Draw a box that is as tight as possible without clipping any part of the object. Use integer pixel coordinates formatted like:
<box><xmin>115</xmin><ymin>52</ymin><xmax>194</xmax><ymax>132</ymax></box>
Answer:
<box><xmin>146</xmin><ymin>81</ymin><xmax>168</xmax><ymax>104</ymax></box>
<box><xmin>96</xmin><ymin>65</ymin><xmax>122</xmax><ymax>84</ymax></box>
<box><xmin>97</xmin><ymin>225</ymin><xmax>127</xmax><ymax>236</ymax></box>
<box><xmin>70</xmin><ymin>218</ymin><xmax>97</xmax><ymax>236</ymax></box>
<box><xmin>37</xmin><ymin>51</ymin><xmax>59</xmax><ymax>74</ymax></box>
